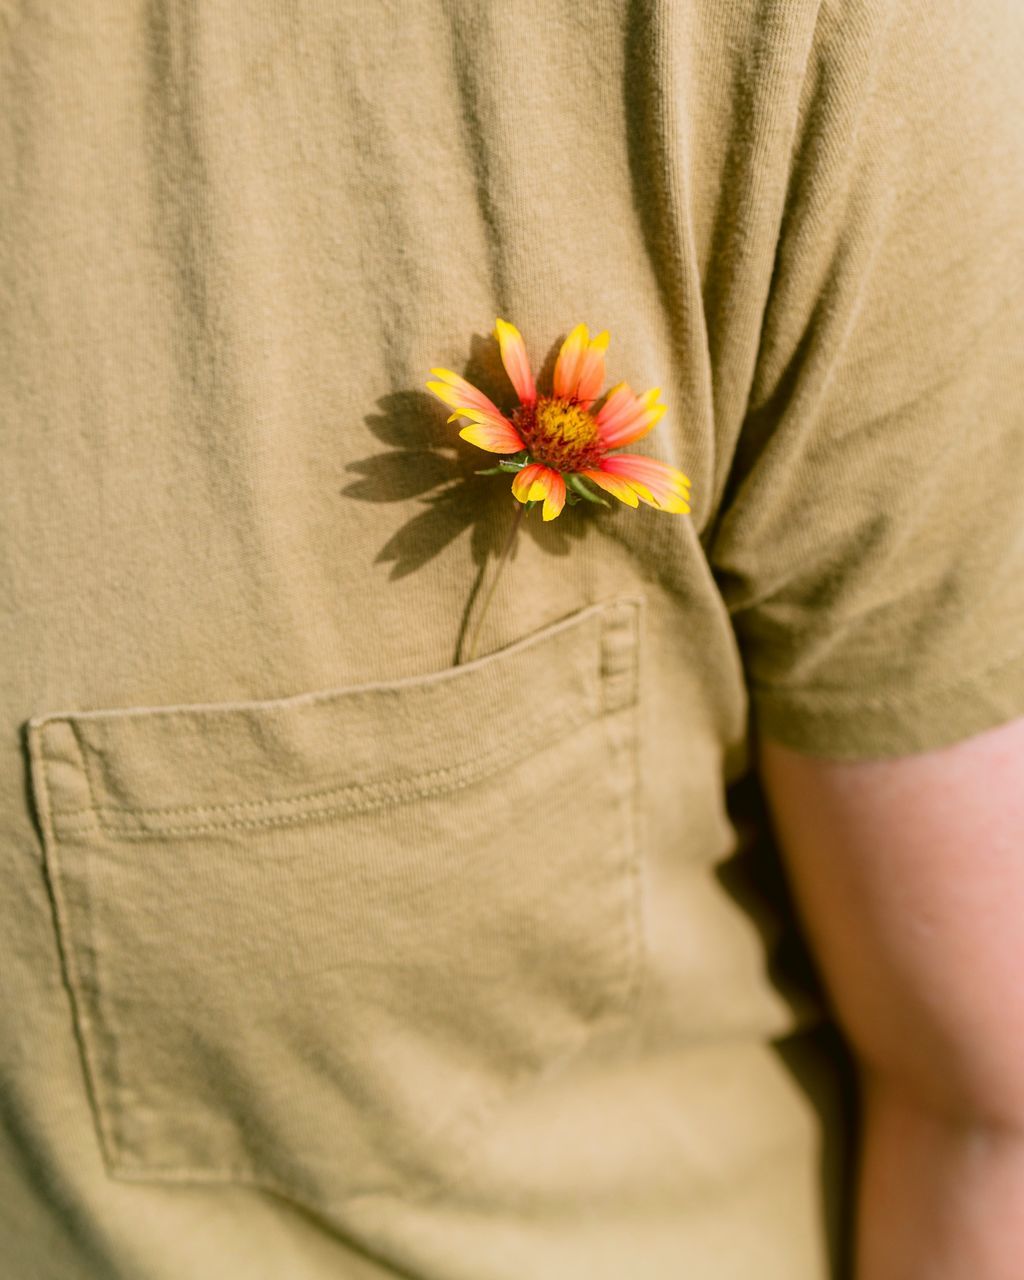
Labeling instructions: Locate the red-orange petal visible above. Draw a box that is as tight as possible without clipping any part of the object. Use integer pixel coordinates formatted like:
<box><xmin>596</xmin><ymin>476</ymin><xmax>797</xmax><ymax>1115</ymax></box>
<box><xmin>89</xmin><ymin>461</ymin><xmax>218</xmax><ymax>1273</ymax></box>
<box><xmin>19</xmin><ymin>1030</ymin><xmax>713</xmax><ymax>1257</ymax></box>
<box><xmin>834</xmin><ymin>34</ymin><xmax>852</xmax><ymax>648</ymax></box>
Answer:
<box><xmin>573</xmin><ymin>330</ymin><xmax>610</xmax><ymax>408</ymax></box>
<box><xmin>553</xmin><ymin>323</ymin><xmax>589</xmax><ymax>399</ymax></box>
<box><xmin>540</xmin><ymin>469</ymin><xmax>566</xmax><ymax>521</ymax></box>
<box><xmin>597</xmin><ymin>386</ymin><xmax>666</xmax><ymax>448</ymax></box>
<box><xmin>449</xmin><ymin>404</ymin><xmax>519</xmax><ymax>430</ymax></box>
<box><xmin>600</xmin><ymin>453</ymin><xmax>691</xmax><ymax>512</ymax></box>
<box><xmin>579</xmin><ymin>468</ymin><xmax>640</xmax><ymax>508</ymax></box>
<box><xmin>494</xmin><ymin>319</ymin><xmax>537</xmax><ymax>406</ymax></box>
<box><xmin>459</xmin><ymin>419</ymin><xmax>527</xmax><ymax>454</ymax></box>
<box><xmin>603</xmin><ymin>452</ymin><xmax>691</xmax><ymax>489</ymax></box>
<box><xmin>602</xmin><ymin>411</ymin><xmax>665</xmax><ymax>449</ymax></box>
<box><xmin>427</xmin><ymin>368</ymin><xmax>506</xmax><ymax>420</ymax></box>
<box><xmin>593</xmin><ymin>381</ymin><xmax>635</xmax><ymax>432</ymax></box>
<box><xmin>511</xmin><ymin>462</ymin><xmax>551</xmax><ymax>503</ymax></box>
<box><xmin>510</xmin><ymin>462</ymin><xmax>565</xmax><ymax>520</ymax></box>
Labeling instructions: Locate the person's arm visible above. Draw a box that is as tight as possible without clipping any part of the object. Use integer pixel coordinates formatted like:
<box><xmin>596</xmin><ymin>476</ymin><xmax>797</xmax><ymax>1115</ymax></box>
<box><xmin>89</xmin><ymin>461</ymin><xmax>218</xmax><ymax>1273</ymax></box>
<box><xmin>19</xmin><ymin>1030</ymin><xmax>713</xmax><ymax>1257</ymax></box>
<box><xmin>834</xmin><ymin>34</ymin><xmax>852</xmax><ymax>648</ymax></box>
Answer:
<box><xmin>758</xmin><ymin>715</ymin><xmax>1024</xmax><ymax>1280</ymax></box>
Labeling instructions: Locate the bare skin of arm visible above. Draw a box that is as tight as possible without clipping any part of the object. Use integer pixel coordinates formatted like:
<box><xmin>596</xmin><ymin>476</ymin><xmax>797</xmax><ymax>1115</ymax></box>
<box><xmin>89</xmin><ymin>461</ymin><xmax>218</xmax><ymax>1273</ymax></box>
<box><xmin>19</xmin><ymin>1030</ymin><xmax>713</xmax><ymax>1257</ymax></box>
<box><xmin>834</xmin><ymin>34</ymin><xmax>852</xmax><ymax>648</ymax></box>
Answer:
<box><xmin>758</xmin><ymin>716</ymin><xmax>1024</xmax><ymax>1280</ymax></box>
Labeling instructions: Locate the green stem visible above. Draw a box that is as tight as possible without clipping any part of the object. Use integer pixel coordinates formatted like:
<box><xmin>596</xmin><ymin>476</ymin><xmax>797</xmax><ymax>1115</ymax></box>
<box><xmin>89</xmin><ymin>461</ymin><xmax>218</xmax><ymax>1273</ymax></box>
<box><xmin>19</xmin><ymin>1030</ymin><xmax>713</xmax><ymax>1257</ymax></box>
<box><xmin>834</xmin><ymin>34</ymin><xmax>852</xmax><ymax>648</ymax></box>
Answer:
<box><xmin>462</xmin><ymin>502</ymin><xmax>525</xmax><ymax>663</ymax></box>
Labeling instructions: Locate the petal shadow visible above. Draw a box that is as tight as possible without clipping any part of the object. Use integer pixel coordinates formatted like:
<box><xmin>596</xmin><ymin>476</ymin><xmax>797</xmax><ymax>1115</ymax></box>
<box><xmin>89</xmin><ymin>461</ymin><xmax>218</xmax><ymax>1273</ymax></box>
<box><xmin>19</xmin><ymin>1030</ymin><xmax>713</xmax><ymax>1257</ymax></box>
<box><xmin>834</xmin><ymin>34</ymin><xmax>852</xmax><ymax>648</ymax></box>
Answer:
<box><xmin>341</xmin><ymin>340</ymin><xmax>597</xmax><ymax>663</ymax></box>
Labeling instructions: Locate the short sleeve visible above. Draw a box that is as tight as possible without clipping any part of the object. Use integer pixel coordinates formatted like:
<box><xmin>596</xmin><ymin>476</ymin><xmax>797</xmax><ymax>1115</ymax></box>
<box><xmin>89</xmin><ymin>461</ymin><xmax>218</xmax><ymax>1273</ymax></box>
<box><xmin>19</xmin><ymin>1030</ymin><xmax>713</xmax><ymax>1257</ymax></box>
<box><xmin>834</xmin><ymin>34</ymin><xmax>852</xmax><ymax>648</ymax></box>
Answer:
<box><xmin>708</xmin><ymin>0</ymin><xmax>1024</xmax><ymax>760</ymax></box>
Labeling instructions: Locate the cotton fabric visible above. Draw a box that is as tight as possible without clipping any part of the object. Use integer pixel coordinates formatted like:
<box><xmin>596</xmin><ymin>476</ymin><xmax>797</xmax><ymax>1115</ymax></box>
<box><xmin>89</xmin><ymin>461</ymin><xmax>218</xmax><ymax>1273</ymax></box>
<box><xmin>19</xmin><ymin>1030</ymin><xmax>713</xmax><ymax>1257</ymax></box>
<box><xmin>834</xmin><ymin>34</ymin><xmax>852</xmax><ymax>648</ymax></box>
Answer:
<box><xmin>2</xmin><ymin>1</ymin><xmax>1022</xmax><ymax>1277</ymax></box>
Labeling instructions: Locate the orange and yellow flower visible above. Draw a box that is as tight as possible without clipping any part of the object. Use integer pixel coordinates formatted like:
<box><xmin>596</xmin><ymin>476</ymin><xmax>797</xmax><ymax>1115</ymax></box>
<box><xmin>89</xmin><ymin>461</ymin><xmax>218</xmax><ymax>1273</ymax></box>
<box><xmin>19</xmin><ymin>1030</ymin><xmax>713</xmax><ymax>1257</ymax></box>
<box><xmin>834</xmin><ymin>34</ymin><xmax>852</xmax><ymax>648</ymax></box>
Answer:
<box><xmin>426</xmin><ymin>319</ymin><xmax>691</xmax><ymax>521</ymax></box>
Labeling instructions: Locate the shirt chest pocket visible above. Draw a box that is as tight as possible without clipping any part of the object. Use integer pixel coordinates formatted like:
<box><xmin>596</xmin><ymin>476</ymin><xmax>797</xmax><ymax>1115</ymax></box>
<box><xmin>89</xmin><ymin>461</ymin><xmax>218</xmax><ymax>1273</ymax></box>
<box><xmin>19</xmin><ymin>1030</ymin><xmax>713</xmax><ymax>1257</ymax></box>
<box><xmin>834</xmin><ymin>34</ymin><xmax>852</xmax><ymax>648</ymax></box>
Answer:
<box><xmin>27</xmin><ymin>596</ymin><xmax>644</xmax><ymax>1212</ymax></box>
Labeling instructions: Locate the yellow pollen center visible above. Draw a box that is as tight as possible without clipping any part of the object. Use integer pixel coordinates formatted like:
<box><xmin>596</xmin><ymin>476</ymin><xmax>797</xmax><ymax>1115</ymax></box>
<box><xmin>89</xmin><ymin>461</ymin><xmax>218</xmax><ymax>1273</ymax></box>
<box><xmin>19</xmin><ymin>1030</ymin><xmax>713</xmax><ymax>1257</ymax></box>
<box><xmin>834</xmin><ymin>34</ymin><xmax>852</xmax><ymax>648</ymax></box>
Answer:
<box><xmin>511</xmin><ymin>396</ymin><xmax>604</xmax><ymax>472</ymax></box>
<box><xmin>536</xmin><ymin>399</ymin><xmax>598</xmax><ymax>446</ymax></box>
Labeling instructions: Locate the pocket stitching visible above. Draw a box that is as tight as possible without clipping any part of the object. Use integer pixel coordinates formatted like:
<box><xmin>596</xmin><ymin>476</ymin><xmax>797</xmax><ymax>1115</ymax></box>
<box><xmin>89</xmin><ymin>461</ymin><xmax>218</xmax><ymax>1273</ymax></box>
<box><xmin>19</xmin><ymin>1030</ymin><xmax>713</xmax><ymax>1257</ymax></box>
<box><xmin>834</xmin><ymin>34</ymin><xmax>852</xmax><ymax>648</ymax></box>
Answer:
<box><xmin>55</xmin><ymin>695</ymin><xmax>598</xmax><ymax>838</ymax></box>
<box><xmin>411</xmin><ymin>695</ymin><xmax>645</xmax><ymax>1204</ymax></box>
<box><xmin>42</xmin><ymin>600</ymin><xmax>628</xmax><ymax>836</ymax></box>
<box><xmin>32</xmin><ymin>595</ymin><xmax>647</xmax><ymax>1207</ymax></box>
<box><xmin>26</xmin><ymin>711</ymin><xmax>125</xmax><ymax>1174</ymax></box>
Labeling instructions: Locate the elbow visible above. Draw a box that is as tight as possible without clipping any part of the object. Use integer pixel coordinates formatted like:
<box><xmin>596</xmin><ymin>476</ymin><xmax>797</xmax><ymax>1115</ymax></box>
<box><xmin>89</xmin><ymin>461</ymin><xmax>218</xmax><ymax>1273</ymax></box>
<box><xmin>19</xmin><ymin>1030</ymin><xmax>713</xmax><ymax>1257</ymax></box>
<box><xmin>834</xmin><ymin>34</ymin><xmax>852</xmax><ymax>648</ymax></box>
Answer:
<box><xmin>848</xmin><ymin>1018</ymin><xmax>1024</xmax><ymax>1138</ymax></box>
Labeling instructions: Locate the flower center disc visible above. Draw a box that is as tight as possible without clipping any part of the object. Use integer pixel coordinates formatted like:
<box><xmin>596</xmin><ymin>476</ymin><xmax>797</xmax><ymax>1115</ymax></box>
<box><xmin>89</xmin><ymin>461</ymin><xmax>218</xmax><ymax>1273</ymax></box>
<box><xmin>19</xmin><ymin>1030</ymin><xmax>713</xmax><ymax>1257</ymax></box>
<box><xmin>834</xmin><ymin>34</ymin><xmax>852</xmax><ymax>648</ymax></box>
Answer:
<box><xmin>511</xmin><ymin>396</ymin><xmax>604</xmax><ymax>472</ymax></box>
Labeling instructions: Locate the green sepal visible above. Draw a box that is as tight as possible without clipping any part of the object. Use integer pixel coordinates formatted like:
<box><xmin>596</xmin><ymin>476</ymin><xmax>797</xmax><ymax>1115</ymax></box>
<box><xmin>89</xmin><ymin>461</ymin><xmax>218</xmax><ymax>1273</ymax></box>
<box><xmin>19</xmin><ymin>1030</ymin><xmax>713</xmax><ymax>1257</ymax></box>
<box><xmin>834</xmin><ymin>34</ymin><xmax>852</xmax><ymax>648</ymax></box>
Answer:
<box><xmin>475</xmin><ymin>450</ymin><xmax>531</xmax><ymax>477</ymax></box>
<box><xmin>565</xmin><ymin>472</ymin><xmax>610</xmax><ymax>507</ymax></box>
<box><xmin>499</xmin><ymin>450</ymin><xmax>531</xmax><ymax>472</ymax></box>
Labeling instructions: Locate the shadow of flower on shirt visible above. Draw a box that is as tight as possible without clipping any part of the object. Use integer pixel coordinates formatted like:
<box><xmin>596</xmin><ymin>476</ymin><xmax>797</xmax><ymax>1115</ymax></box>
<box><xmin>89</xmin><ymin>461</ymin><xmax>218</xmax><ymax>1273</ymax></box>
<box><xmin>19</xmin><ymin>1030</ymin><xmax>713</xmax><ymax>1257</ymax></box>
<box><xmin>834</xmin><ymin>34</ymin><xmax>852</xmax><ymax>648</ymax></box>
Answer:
<box><xmin>341</xmin><ymin>333</ymin><xmax>591</xmax><ymax>657</ymax></box>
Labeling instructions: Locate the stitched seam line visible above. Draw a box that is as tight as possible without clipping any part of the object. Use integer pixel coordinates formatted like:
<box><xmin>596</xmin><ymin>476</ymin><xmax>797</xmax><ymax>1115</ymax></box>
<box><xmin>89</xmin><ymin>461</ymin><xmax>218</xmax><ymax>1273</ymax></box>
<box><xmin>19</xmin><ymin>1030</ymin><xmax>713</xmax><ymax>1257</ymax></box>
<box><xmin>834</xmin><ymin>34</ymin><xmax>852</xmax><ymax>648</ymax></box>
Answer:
<box><xmin>73</xmin><ymin>719</ymin><xmax>107</xmax><ymax>827</ymax></box>
<box><xmin>50</xmin><ymin>699</ymin><xmax>591</xmax><ymax>825</ymax></box>
<box><xmin>49</xmin><ymin>599</ymin><xmax>644</xmax><ymax>837</ymax></box>
<box><xmin>45</xmin><ymin>599</ymin><xmax>644</xmax><ymax>827</ymax></box>
<box><xmin>69</xmin><ymin>700</ymin><xmax>599</xmax><ymax>839</ymax></box>
<box><xmin>25</xmin><ymin>734</ymin><xmax>123</xmax><ymax>1169</ymax></box>
<box><xmin>89</xmin><ymin>695</ymin><xmax>583</xmax><ymax>819</ymax></box>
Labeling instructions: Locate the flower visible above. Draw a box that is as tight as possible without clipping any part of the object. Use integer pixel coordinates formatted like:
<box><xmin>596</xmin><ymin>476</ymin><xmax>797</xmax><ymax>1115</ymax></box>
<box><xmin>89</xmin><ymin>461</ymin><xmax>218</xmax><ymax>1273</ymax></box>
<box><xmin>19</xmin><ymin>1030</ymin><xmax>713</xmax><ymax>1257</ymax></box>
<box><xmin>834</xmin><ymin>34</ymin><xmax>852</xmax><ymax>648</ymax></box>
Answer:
<box><xmin>426</xmin><ymin>319</ymin><xmax>692</xmax><ymax>521</ymax></box>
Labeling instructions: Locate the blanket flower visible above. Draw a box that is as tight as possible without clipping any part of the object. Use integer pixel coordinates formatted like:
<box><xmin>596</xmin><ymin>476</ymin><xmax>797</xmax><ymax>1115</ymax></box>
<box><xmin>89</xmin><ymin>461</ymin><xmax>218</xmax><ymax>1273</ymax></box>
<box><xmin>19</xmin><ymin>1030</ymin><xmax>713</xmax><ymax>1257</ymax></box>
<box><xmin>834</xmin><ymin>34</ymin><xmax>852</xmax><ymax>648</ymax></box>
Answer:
<box><xmin>427</xmin><ymin>319</ymin><xmax>691</xmax><ymax>521</ymax></box>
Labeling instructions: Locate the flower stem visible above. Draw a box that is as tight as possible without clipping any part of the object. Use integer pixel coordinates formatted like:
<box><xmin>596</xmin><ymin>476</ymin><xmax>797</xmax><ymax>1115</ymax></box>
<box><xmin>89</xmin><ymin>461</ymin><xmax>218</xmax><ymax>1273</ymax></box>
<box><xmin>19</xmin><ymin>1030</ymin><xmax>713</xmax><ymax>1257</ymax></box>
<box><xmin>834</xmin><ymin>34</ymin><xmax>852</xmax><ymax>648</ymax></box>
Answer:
<box><xmin>462</xmin><ymin>501</ymin><xmax>525</xmax><ymax>664</ymax></box>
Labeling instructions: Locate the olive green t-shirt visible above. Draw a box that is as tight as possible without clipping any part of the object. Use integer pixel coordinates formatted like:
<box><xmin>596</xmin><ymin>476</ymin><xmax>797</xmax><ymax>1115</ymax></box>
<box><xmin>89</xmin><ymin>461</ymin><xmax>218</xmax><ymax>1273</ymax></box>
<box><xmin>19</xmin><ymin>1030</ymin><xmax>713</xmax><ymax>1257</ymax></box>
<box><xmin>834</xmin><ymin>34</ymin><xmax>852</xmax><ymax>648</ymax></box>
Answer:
<box><xmin>3</xmin><ymin>1</ymin><xmax>1022</xmax><ymax>1278</ymax></box>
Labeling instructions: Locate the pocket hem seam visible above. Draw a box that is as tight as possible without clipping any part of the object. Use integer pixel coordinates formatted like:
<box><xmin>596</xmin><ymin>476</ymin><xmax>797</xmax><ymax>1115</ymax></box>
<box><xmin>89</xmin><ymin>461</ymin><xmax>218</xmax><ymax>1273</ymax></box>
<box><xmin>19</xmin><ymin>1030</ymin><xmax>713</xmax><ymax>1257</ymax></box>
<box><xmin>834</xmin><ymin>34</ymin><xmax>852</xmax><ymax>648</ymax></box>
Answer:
<box><xmin>54</xmin><ymin>696</ymin><xmax>601</xmax><ymax>839</ymax></box>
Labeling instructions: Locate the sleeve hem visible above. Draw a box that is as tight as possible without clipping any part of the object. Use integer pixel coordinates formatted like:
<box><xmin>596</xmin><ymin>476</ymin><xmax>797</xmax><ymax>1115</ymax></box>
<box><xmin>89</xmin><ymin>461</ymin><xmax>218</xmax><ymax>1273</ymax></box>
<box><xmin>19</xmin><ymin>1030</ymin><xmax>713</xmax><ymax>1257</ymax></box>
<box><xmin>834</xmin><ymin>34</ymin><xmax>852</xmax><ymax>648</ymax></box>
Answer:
<box><xmin>749</xmin><ymin>648</ymin><xmax>1024</xmax><ymax>760</ymax></box>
